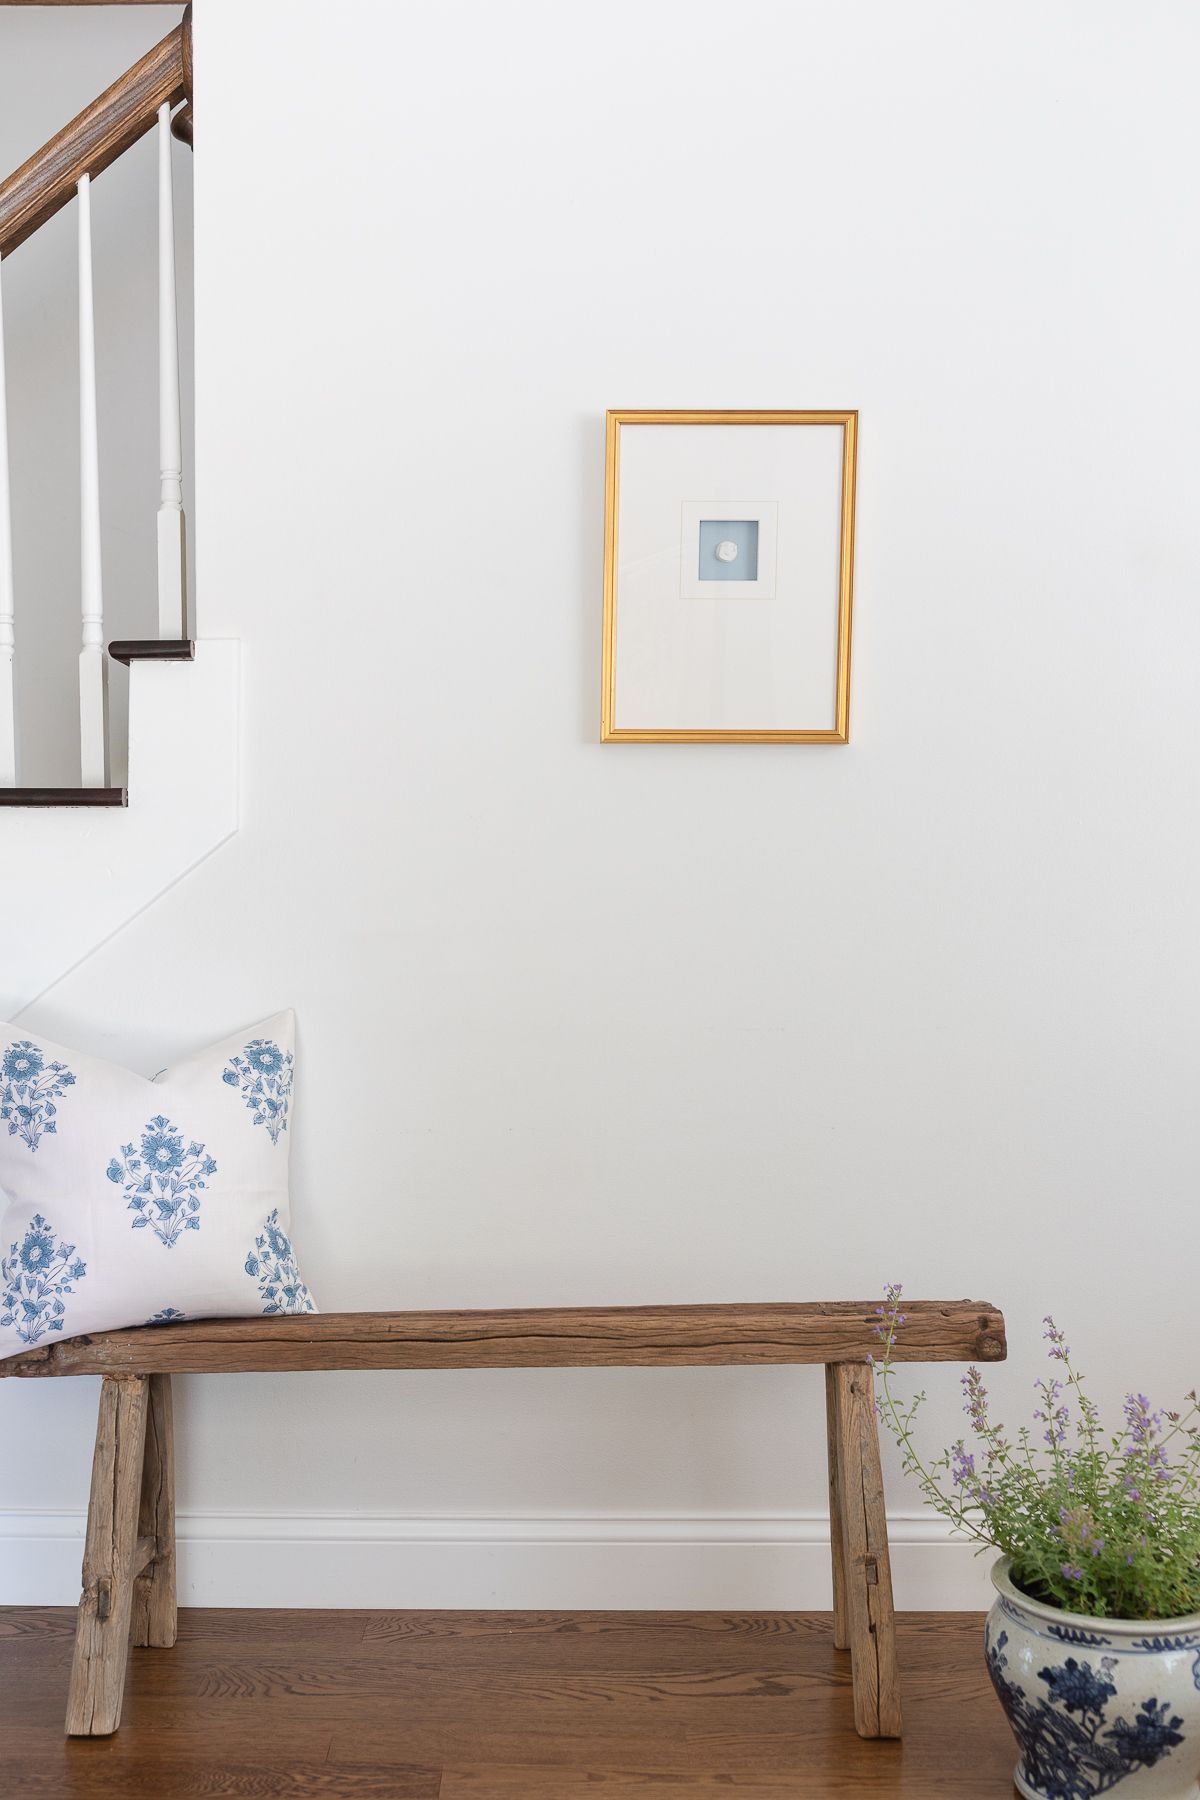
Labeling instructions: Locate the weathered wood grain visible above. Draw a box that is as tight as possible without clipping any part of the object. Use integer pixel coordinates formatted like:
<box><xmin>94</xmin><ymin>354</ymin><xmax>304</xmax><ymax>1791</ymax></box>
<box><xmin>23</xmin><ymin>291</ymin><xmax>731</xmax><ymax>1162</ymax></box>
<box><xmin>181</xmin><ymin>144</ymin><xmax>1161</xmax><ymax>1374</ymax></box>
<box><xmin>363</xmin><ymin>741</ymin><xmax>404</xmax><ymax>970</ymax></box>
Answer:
<box><xmin>65</xmin><ymin>1375</ymin><xmax>150</xmax><ymax>1736</ymax></box>
<box><xmin>22</xmin><ymin>1303</ymin><xmax>1004</xmax><ymax>1744</ymax></box>
<box><xmin>832</xmin><ymin>1361</ymin><xmax>903</xmax><ymax>1739</ymax></box>
<box><xmin>0</xmin><ymin>1301</ymin><xmax>1007</xmax><ymax>1378</ymax></box>
<box><xmin>824</xmin><ymin>1363</ymin><xmax>850</xmax><ymax>1651</ymax></box>
<box><xmin>0</xmin><ymin>23</ymin><xmax>186</xmax><ymax>259</ymax></box>
<box><xmin>130</xmin><ymin>1373</ymin><xmax>176</xmax><ymax>1650</ymax></box>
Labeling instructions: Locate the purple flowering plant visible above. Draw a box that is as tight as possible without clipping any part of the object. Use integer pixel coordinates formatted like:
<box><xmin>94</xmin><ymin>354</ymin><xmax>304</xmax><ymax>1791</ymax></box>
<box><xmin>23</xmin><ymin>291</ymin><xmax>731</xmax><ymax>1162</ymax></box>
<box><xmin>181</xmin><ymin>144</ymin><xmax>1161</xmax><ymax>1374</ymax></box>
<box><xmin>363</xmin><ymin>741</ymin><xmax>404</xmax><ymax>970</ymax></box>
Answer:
<box><xmin>873</xmin><ymin>1285</ymin><xmax>1200</xmax><ymax>1620</ymax></box>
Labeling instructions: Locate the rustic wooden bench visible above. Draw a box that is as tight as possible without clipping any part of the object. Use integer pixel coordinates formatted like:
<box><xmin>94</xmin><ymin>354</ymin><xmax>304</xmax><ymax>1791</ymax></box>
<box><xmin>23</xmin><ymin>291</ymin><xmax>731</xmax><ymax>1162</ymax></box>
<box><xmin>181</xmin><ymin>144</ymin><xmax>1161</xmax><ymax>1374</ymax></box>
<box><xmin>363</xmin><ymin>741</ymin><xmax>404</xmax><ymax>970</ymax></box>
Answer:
<box><xmin>0</xmin><ymin>1299</ymin><xmax>1006</xmax><ymax>1741</ymax></box>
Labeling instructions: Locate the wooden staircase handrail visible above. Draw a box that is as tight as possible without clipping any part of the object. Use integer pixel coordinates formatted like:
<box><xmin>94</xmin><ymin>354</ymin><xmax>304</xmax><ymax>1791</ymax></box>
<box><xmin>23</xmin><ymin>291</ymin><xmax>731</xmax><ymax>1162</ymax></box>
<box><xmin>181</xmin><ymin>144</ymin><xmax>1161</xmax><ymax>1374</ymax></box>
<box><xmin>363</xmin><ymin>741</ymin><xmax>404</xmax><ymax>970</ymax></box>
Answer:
<box><xmin>0</xmin><ymin>9</ymin><xmax>191</xmax><ymax>261</ymax></box>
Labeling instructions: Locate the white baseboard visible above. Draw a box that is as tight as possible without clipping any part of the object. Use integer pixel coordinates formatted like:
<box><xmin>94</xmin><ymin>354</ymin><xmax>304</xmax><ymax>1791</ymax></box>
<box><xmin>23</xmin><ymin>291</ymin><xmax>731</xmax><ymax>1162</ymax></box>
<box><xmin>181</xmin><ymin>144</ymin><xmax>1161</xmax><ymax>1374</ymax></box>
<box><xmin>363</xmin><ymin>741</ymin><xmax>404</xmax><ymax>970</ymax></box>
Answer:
<box><xmin>0</xmin><ymin>1509</ymin><xmax>994</xmax><ymax>1610</ymax></box>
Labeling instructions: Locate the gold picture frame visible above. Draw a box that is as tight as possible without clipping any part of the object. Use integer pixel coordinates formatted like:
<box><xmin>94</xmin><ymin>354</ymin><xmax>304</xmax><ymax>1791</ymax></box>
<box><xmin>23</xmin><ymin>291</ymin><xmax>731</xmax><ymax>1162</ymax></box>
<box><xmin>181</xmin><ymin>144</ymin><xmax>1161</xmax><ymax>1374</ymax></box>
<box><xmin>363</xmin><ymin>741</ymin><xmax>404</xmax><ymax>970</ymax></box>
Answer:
<box><xmin>600</xmin><ymin>409</ymin><xmax>858</xmax><ymax>743</ymax></box>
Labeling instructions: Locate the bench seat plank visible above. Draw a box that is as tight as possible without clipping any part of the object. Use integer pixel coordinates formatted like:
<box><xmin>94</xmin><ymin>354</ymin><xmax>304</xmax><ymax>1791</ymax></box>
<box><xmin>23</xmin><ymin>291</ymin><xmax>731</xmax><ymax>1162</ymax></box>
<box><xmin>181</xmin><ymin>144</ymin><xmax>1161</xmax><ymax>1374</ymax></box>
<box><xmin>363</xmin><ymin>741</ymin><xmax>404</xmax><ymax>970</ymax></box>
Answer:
<box><xmin>0</xmin><ymin>1300</ymin><xmax>1005</xmax><ymax>1377</ymax></box>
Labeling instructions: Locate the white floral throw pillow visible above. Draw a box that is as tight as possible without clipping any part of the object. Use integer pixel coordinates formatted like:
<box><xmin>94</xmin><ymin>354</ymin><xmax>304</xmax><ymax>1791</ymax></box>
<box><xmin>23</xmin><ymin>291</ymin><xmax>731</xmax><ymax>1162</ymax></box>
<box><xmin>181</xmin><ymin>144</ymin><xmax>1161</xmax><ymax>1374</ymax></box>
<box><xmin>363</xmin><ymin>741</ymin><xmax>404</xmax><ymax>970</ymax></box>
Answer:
<box><xmin>0</xmin><ymin>1011</ymin><xmax>316</xmax><ymax>1354</ymax></box>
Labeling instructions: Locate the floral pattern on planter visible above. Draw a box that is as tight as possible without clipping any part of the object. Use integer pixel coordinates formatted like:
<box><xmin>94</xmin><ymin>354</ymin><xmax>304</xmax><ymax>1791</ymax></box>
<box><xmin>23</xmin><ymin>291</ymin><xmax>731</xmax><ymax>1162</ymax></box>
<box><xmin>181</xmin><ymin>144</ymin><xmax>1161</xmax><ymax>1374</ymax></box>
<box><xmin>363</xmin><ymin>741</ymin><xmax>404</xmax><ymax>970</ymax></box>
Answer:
<box><xmin>106</xmin><ymin>1115</ymin><xmax>218</xmax><ymax>1248</ymax></box>
<box><xmin>244</xmin><ymin>1208</ymin><xmax>314</xmax><ymax>1315</ymax></box>
<box><xmin>0</xmin><ymin>1040</ymin><xmax>76</xmax><ymax>1152</ymax></box>
<box><xmin>986</xmin><ymin>1622</ymin><xmax>1187</xmax><ymax>1798</ymax></box>
<box><xmin>0</xmin><ymin>1214</ymin><xmax>87</xmax><ymax>1344</ymax></box>
<box><xmin>148</xmin><ymin>1307</ymin><xmax>187</xmax><ymax>1324</ymax></box>
<box><xmin>223</xmin><ymin>1039</ymin><xmax>293</xmax><ymax>1146</ymax></box>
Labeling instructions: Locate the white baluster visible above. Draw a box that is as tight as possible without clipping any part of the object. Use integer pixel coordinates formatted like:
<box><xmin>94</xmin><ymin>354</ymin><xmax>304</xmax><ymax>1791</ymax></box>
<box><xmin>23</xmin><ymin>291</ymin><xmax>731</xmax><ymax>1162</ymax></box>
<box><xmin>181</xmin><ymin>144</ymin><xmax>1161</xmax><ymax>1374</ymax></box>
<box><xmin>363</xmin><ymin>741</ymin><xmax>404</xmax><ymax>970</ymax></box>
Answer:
<box><xmin>0</xmin><ymin>257</ymin><xmax>15</xmax><ymax>785</ymax></box>
<box><xmin>77</xmin><ymin>173</ymin><xmax>107</xmax><ymax>786</ymax></box>
<box><xmin>157</xmin><ymin>103</ymin><xmax>186</xmax><ymax>638</ymax></box>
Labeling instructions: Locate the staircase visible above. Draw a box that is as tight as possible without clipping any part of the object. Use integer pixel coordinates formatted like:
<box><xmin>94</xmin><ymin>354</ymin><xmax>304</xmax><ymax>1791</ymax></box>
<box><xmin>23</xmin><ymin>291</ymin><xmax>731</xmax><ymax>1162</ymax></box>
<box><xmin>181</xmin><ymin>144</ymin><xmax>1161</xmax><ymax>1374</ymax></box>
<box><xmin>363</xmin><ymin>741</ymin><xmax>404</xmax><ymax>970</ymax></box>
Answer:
<box><xmin>0</xmin><ymin>7</ymin><xmax>239</xmax><ymax>1016</ymax></box>
<box><xmin>0</xmin><ymin>7</ymin><xmax>210</xmax><ymax>805</ymax></box>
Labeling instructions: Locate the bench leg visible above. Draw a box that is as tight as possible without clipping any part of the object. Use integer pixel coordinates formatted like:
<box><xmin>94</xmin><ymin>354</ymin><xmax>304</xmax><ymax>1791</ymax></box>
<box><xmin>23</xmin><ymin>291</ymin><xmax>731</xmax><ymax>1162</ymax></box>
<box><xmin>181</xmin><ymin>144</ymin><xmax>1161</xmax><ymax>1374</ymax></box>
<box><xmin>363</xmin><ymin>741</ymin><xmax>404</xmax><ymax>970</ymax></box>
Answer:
<box><xmin>131</xmin><ymin>1373</ymin><xmax>177</xmax><ymax>1649</ymax></box>
<box><xmin>826</xmin><ymin>1360</ymin><xmax>902</xmax><ymax>1739</ymax></box>
<box><xmin>66</xmin><ymin>1374</ymin><xmax>151</xmax><ymax>1736</ymax></box>
<box><xmin>824</xmin><ymin>1365</ymin><xmax>850</xmax><ymax>1650</ymax></box>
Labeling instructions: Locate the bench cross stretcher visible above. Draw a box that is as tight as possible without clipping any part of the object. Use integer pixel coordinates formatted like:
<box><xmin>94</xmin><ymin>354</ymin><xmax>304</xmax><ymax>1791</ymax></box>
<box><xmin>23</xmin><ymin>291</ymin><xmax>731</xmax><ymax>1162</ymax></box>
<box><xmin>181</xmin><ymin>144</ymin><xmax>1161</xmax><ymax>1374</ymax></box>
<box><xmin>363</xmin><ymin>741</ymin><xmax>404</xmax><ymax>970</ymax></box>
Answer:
<box><xmin>0</xmin><ymin>1298</ymin><xmax>1007</xmax><ymax>1740</ymax></box>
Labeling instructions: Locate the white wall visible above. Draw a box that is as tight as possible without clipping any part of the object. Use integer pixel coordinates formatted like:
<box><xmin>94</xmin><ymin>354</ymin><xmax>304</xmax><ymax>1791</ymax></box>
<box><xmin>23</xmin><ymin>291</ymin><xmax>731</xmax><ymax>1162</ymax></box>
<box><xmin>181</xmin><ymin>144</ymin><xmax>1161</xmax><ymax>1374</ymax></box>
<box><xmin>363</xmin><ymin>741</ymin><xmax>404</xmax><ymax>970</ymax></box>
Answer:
<box><xmin>0</xmin><ymin>7</ymin><xmax>193</xmax><ymax>786</ymax></box>
<box><xmin>2</xmin><ymin>0</ymin><xmax>1199</xmax><ymax>1609</ymax></box>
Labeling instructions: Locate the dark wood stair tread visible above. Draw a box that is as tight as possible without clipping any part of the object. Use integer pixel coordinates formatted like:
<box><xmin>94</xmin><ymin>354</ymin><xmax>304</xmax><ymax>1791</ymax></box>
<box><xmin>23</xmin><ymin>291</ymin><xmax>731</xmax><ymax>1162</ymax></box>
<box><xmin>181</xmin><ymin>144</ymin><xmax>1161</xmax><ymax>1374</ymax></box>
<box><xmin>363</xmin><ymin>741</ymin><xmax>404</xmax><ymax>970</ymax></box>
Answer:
<box><xmin>0</xmin><ymin>787</ymin><xmax>127</xmax><ymax>807</ymax></box>
<box><xmin>108</xmin><ymin>639</ymin><xmax>195</xmax><ymax>665</ymax></box>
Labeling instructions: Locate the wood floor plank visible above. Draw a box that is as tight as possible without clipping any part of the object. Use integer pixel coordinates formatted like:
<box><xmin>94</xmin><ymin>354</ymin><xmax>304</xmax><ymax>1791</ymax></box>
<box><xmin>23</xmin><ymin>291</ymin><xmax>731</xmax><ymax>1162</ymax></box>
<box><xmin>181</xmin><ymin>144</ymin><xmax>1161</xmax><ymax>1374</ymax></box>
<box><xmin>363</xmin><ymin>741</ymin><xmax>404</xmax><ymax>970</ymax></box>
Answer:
<box><xmin>0</xmin><ymin>1720</ymin><xmax>341</xmax><ymax>1765</ymax></box>
<box><xmin>355</xmin><ymin>1609</ymin><xmax>858</xmax><ymax>1677</ymax></box>
<box><xmin>362</xmin><ymin>1607</ymin><xmax>836</xmax><ymax>1640</ymax></box>
<box><xmin>0</xmin><ymin>1605</ymin><xmax>79</xmax><ymax>1638</ymax></box>
<box><xmin>0</xmin><ymin>1762</ymin><xmax>439</xmax><ymax>1798</ymax></box>
<box><xmin>440</xmin><ymin>1778</ymin><xmax>849</xmax><ymax>1798</ymax></box>
<box><xmin>439</xmin><ymin>1771</ymin><xmax>1015</xmax><ymax>1799</ymax></box>
<box><xmin>326</xmin><ymin>1714</ymin><xmax>989</xmax><ymax>1772</ymax></box>
<box><xmin>0</xmin><ymin>1606</ymin><xmax>1018</xmax><ymax>1797</ymax></box>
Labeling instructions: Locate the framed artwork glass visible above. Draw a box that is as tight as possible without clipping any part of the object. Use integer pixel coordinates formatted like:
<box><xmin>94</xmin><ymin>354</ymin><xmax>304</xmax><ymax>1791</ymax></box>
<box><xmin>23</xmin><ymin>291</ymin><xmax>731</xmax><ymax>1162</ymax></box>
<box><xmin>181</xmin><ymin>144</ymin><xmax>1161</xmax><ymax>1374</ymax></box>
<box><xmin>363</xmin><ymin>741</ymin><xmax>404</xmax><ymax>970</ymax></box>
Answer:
<box><xmin>601</xmin><ymin>410</ymin><xmax>858</xmax><ymax>743</ymax></box>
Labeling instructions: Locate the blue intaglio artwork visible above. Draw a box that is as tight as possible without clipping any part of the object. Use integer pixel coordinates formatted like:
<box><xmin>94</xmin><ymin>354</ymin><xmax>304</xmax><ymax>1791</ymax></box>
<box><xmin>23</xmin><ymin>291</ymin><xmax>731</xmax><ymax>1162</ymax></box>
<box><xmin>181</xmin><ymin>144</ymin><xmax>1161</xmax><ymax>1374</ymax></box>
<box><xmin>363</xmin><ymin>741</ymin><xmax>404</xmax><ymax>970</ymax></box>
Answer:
<box><xmin>0</xmin><ymin>1039</ymin><xmax>76</xmax><ymax>1152</ymax></box>
<box><xmin>1</xmin><ymin>1214</ymin><xmax>87</xmax><ymax>1344</ymax></box>
<box><xmin>223</xmin><ymin>1039</ymin><xmax>293</xmax><ymax>1146</ymax></box>
<box><xmin>244</xmin><ymin>1209</ymin><xmax>315</xmax><ymax>1314</ymax></box>
<box><xmin>106</xmin><ymin>1115</ymin><xmax>218</xmax><ymax>1248</ymax></box>
<box><xmin>986</xmin><ymin>1627</ymin><xmax>1186</xmax><ymax>1798</ymax></box>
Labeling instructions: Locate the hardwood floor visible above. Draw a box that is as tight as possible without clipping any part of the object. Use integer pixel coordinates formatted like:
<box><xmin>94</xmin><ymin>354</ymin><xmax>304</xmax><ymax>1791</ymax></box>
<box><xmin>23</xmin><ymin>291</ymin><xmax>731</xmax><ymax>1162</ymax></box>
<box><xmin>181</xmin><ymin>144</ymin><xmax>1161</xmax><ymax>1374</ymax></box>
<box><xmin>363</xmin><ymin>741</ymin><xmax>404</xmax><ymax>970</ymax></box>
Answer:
<box><xmin>0</xmin><ymin>1608</ymin><xmax>1018</xmax><ymax>1796</ymax></box>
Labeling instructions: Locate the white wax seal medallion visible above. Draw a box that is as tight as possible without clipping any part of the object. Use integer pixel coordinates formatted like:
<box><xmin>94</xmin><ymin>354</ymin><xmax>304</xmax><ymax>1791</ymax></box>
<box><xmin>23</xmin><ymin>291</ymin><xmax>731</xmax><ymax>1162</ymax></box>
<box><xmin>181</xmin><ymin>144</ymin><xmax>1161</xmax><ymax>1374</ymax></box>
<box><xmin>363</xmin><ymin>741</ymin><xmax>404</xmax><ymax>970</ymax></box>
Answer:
<box><xmin>714</xmin><ymin>540</ymin><xmax>739</xmax><ymax>563</ymax></box>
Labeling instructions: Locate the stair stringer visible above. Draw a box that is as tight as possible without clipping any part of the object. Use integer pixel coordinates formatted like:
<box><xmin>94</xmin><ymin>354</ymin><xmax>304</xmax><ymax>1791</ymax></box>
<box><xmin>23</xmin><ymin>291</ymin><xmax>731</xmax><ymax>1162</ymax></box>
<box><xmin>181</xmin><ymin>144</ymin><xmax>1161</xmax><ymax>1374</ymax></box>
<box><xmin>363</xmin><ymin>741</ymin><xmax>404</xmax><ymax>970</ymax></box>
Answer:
<box><xmin>0</xmin><ymin>639</ymin><xmax>239</xmax><ymax>1016</ymax></box>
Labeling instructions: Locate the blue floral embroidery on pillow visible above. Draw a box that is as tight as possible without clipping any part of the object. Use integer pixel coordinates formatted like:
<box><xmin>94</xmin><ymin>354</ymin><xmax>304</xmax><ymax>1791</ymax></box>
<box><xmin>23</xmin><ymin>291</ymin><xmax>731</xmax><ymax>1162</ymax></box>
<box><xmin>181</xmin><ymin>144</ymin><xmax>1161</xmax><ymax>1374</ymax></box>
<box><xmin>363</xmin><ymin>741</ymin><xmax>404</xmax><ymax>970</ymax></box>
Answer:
<box><xmin>244</xmin><ymin>1209</ymin><xmax>314</xmax><ymax>1314</ymax></box>
<box><xmin>148</xmin><ymin>1307</ymin><xmax>187</xmax><ymax>1324</ymax></box>
<box><xmin>223</xmin><ymin>1039</ymin><xmax>293</xmax><ymax>1146</ymax></box>
<box><xmin>106</xmin><ymin>1115</ymin><xmax>217</xmax><ymax>1248</ymax></box>
<box><xmin>1</xmin><ymin>1214</ymin><xmax>87</xmax><ymax>1344</ymax></box>
<box><xmin>0</xmin><ymin>1040</ymin><xmax>76</xmax><ymax>1152</ymax></box>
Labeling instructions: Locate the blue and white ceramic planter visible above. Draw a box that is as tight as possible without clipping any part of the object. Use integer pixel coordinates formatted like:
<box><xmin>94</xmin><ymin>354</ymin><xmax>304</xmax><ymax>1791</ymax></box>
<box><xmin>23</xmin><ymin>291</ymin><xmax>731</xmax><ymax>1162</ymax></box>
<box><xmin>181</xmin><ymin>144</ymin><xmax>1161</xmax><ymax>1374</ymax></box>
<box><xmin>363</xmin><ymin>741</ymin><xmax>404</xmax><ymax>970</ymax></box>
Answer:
<box><xmin>986</xmin><ymin>1557</ymin><xmax>1200</xmax><ymax>1800</ymax></box>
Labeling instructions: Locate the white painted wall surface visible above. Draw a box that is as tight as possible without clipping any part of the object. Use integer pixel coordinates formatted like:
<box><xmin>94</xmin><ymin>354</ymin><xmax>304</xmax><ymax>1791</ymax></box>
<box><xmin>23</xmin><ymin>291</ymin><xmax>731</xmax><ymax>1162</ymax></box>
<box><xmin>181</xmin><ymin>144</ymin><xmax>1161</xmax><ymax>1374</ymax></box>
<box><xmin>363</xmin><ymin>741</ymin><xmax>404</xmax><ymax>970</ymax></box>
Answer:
<box><xmin>2</xmin><ymin>0</ymin><xmax>1199</xmax><ymax>1608</ymax></box>
<box><xmin>0</xmin><ymin>8</ymin><xmax>193</xmax><ymax>786</ymax></box>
